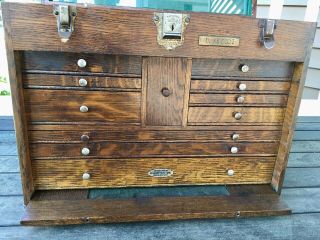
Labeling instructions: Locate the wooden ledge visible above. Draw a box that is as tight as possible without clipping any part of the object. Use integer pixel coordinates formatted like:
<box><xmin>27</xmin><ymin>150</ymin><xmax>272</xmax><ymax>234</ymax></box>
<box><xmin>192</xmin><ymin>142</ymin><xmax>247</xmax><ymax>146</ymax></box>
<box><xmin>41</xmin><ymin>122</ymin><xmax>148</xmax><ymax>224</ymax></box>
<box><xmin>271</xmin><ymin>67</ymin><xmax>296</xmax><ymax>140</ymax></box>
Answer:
<box><xmin>21</xmin><ymin>185</ymin><xmax>291</xmax><ymax>226</ymax></box>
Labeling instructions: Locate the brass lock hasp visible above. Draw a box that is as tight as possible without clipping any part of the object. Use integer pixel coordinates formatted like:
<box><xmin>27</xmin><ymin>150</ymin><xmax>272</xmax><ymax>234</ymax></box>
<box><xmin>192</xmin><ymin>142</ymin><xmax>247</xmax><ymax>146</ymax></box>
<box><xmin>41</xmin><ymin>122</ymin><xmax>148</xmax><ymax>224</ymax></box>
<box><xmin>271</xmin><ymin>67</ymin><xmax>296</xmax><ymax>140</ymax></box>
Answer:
<box><xmin>153</xmin><ymin>12</ymin><xmax>190</xmax><ymax>50</ymax></box>
<box><xmin>53</xmin><ymin>5</ymin><xmax>77</xmax><ymax>43</ymax></box>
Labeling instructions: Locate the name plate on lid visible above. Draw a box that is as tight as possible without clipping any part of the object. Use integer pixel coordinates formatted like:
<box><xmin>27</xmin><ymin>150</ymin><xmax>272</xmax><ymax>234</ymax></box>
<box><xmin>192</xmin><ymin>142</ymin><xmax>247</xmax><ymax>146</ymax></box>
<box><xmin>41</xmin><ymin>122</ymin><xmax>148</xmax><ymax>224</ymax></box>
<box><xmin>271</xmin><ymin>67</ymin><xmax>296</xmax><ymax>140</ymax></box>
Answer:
<box><xmin>199</xmin><ymin>36</ymin><xmax>240</xmax><ymax>47</ymax></box>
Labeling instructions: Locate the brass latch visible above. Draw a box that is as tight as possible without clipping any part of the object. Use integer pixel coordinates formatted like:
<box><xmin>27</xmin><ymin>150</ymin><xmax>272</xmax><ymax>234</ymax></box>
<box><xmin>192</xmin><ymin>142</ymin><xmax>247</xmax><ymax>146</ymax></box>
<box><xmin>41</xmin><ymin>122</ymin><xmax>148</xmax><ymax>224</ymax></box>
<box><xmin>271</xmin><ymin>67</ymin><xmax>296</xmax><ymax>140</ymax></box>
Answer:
<box><xmin>154</xmin><ymin>12</ymin><xmax>190</xmax><ymax>50</ymax></box>
<box><xmin>53</xmin><ymin>5</ymin><xmax>77</xmax><ymax>43</ymax></box>
<box><xmin>259</xmin><ymin>19</ymin><xmax>277</xmax><ymax>49</ymax></box>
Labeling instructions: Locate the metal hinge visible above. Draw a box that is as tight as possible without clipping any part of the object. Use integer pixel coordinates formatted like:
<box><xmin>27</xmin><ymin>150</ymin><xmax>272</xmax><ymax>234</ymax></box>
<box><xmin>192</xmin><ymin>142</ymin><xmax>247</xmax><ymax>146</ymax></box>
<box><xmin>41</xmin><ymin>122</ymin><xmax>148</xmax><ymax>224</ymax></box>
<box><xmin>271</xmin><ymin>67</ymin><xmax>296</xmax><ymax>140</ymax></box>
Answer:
<box><xmin>53</xmin><ymin>5</ymin><xmax>77</xmax><ymax>43</ymax></box>
<box><xmin>259</xmin><ymin>19</ymin><xmax>277</xmax><ymax>49</ymax></box>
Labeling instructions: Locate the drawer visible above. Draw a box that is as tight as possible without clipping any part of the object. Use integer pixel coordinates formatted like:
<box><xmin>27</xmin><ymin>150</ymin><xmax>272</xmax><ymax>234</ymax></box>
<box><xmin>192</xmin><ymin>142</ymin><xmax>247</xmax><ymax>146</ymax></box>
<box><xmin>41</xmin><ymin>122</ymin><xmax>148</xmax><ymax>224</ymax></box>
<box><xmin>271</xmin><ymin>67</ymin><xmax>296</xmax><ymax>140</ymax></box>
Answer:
<box><xmin>23</xmin><ymin>74</ymin><xmax>141</xmax><ymax>90</ymax></box>
<box><xmin>32</xmin><ymin>157</ymin><xmax>275</xmax><ymax>189</ymax></box>
<box><xmin>30</xmin><ymin>142</ymin><xmax>279</xmax><ymax>159</ymax></box>
<box><xmin>188</xmin><ymin>107</ymin><xmax>285</xmax><ymax>124</ymax></box>
<box><xmin>191</xmin><ymin>80</ymin><xmax>291</xmax><ymax>92</ymax></box>
<box><xmin>24</xmin><ymin>89</ymin><xmax>141</xmax><ymax>123</ymax></box>
<box><xmin>192</xmin><ymin>59</ymin><xmax>293</xmax><ymax>78</ymax></box>
<box><xmin>189</xmin><ymin>93</ymin><xmax>288</xmax><ymax>106</ymax></box>
<box><xmin>22</xmin><ymin>52</ymin><xmax>142</xmax><ymax>75</ymax></box>
<box><xmin>28</xmin><ymin>130</ymin><xmax>281</xmax><ymax>143</ymax></box>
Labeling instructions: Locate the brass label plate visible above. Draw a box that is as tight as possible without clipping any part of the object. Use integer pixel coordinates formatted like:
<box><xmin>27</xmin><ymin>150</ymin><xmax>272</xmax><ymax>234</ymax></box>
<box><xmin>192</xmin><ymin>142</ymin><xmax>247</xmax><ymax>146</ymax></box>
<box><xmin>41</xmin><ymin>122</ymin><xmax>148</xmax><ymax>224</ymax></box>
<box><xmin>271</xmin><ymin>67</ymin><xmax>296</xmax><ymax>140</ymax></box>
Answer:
<box><xmin>148</xmin><ymin>169</ymin><xmax>174</xmax><ymax>177</ymax></box>
<box><xmin>199</xmin><ymin>36</ymin><xmax>240</xmax><ymax>47</ymax></box>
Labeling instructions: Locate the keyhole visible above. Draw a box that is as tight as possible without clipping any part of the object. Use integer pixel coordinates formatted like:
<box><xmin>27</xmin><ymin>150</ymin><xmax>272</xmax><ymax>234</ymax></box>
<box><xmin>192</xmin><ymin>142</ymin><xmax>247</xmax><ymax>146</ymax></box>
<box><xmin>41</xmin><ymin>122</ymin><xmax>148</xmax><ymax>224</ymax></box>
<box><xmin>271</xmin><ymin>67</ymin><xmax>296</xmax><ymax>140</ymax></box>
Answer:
<box><xmin>171</xmin><ymin>23</ymin><xmax>175</xmax><ymax>31</ymax></box>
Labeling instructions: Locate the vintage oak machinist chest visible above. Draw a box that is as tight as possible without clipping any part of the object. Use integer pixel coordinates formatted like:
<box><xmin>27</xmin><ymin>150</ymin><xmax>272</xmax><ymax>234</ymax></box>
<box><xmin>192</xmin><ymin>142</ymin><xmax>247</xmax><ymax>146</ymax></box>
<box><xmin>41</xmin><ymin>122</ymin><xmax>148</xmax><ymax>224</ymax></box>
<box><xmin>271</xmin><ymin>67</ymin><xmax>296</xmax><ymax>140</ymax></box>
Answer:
<box><xmin>2</xmin><ymin>2</ymin><xmax>316</xmax><ymax>225</ymax></box>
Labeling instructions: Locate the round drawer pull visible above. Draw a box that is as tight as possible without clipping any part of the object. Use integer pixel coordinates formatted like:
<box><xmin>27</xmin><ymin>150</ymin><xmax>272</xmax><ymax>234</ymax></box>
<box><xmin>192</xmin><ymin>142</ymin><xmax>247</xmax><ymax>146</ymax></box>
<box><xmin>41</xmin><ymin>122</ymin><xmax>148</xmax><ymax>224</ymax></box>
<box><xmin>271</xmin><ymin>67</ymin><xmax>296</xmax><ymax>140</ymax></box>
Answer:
<box><xmin>240</xmin><ymin>64</ymin><xmax>249</xmax><ymax>73</ymax></box>
<box><xmin>78</xmin><ymin>78</ymin><xmax>88</xmax><ymax>87</ymax></box>
<box><xmin>81</xmin><ymin>134</ymin><xmax>90</xmax><ymax>141</ymax></box>
<box><xmin>238</xmin><ymin>83</ymin><xmax>247</xmax><ymax>91</ymax></box>
<box><xmin>227</xmin><ymin>169</ymin><xmax>234</xmax><ymax>176</ymax></box>
<box><xmin>234</xmin><ymin>112</ymin><xmax>242</xmax><ymax>120</ymax></box>
<box><xmin>232</xmin><ymin>133</ymin><xmax>239</xmax><ymax>141</ymax></box>
<box><xmin>81</xmin><ymin>147</ymin><xmax>90</xmax><ymax>156</ymax></box>
<box><xmin>237</xmin><ymin>96</ymin><xmax>245</xmax><ymax>103</ymax></box>
<box><xmin>80</xmin><ymin>105</ymin><xmax>89</xmax><ymax>113</ymax></box>
<box><xmin>230</xmin><ymin>146</ymin><xmax>238</xmax><ymax>154</ymax></box>
<box><xmin>82</xmin><ymin>172</ymin><xmax>91</xmax><ymax>180</ymax></box>
<box><xmin>77</xmin><ymin>59</ymin><xmax>87</xmax><ymax>68</ymax></box>
<box><xmin>161</xmin><ymin>87</ymin><xmax>171</xmax><ymax>97</ymax></box>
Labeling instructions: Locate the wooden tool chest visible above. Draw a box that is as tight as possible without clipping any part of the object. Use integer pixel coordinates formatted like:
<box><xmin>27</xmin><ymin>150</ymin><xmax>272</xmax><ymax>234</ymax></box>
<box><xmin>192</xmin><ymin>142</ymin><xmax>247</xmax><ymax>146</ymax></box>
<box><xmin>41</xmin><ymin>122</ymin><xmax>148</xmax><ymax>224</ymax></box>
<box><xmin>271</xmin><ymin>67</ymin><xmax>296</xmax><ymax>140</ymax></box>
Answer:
<box><xmin>2</xmin><ymin>2</ymin><xmax>316</xmax><ymax>225</ymax></box>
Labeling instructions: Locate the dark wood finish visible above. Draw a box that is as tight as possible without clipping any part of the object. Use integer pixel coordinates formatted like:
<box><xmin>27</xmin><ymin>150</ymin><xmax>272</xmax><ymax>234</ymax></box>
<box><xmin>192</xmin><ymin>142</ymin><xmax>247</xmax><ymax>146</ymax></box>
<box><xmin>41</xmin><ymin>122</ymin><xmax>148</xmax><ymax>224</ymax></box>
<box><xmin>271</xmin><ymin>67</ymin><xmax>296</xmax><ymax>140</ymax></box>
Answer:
<box><xmin>31</xmin><ymin>157</ymin><xmax>276</xmax><ymax>189</ymax></box>
<box><xmin>145</xmin><ymin>57</ymin><xmax>189</xmax><ymax>126</ymax></box>
<box><xmin>188</xmin><ymin>107</ymin><xmax>285</xmax><ymax>124</ymax></box>
<box><xmin>2</xmin><ymin>3</ymin><xmax>315</xmax><ymax>61</ymax></box>
<box><xmin>28</xmin><ymin>129</ymin><xmax>281</xmax><ymax>143</ymax></box>
<box><xmin>24</xmin><ymin>89</ymin><xmax>141</xmax><ymax>123</ymax></box>
<box><xmin>192</xmin><ymin>59</ymin><xmax>293</xmax><ymax>78</ymax></box>
<box><xmin>30</xmin><ymin>142</ymin><xmax>279</xmax><ymax>159</ymax></box>
<box><xmin>21</xmin><ymin>185</ymin><xmax>290</xmax><ymax>225</ymax></box>
<box><xmin>22</xmin><ymin>52</ymin><xmax>142</xmax><ymax>75</ymax></box>
<box><xmin>32</xmin><ymin>190</ymin><xmax>88</xmax><ymax>201</ymax></box>
<box><xmin>23</xmin><ymin>74</ymin><xmax>141</xmax><ymax>90</ymax></box>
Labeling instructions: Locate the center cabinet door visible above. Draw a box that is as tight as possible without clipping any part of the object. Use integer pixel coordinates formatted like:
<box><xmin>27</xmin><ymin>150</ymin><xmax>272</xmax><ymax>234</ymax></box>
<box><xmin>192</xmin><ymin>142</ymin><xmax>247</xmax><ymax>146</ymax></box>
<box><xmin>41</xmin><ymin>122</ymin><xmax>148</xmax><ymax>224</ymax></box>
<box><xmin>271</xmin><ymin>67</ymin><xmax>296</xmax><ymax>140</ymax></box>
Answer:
<box><xmin>143</xmin><ymin>57</ymin><xmax>191</xmax><ymax>126</ymax></box>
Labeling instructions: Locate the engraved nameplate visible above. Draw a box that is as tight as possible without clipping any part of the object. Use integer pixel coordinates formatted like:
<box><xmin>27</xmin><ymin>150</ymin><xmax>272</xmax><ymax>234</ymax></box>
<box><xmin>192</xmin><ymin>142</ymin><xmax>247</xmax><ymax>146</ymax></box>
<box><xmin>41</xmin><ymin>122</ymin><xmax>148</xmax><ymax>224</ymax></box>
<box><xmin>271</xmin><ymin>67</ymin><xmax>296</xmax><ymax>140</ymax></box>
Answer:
<box><xmin>199</xmin><ymin>36</ymin><xmax>240</xmax><ymax>47</ymax></box>
<box><xmin>148</xmin><ymin>169</ymin><xmax>174</xmax><ymax>177</ymax></box>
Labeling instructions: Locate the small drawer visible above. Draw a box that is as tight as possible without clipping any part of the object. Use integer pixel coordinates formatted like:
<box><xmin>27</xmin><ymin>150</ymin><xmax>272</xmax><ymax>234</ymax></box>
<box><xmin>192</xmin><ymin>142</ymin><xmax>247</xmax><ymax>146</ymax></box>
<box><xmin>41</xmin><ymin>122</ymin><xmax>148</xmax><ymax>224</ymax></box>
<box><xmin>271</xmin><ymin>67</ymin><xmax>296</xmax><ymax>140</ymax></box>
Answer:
<box><xmin>188</xmin><ymin>107</ymin><xmax>285</xmax><ymax>124</ymax></box>
<box><xmin>32</xmin><ymin>157</ymin><xmax>276</xmax><ymax>189</ymax></box>
<box><xmin>23</xmin><ymin>74</ymin><xmax>141</xmax><ymax>90</ymax></box>
<box><xmin>30</xmin><ymin>142</ymin><xmax>279</xmax><ymax>159</ymax></box>
<box><xmin>22</xmin><ymin>52</ymin><xmax>142</xmax><ymax>75</ymax></box>
<box><xmin>192</xmin><ymin>59</ymin><xmax>293</xmax><ymax>78</ymax></box>
<box><xmin>190</xmin><ymin>80</ymin><xmax>291</xmax><ymax>93</ymax></box>
<box><xmin>189</xmin><ymin>93</ymin><xmax>288</xmax><ymax>106</ymax></box>
<box><xmin>24</xmin><ymin>89</ymin><xmax>141</xmax><ymax>123</ymax></box>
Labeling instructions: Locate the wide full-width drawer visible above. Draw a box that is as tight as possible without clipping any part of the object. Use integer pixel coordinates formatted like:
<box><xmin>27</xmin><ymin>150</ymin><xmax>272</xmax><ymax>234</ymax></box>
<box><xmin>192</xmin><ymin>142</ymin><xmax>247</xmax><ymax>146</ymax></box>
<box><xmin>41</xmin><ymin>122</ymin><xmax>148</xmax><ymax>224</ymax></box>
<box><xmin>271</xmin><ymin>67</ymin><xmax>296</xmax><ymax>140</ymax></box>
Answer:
<box><xmin>23</xmin><ymin>74</ymin><xmax>141</xmax><ymax>90</ymax></box>
<box><xmin>30</xmin><ymin>142</ymin><xmax>279</xmax><ymax>159</ymax></box>
<box><xmin>24</xmin><ymin>89</ymin><xmax>141</xmax><ymax>123</ymax></box>
<box><xmin>22</xmin><ymin>52</ymin><xmax>142</xmax><ymax>75</ymax></box>
<box><xmin>192</xmin><ymin>59</ymin><xmax>293</xmax><ymax>78</ymax></box>
<box><xmin>28</xmin><ymin>129</ymin><xmax>281</xmax><ymax>143</ymax></box>
<box><xmin>32</xmin><ymin>157</ymin><xmax>276</xmax><ymax>189</ymax></box>
<box><xmin>188</xmin><ymin>107</ymin><xmax>285</xmax><ymax>124</ymax></box>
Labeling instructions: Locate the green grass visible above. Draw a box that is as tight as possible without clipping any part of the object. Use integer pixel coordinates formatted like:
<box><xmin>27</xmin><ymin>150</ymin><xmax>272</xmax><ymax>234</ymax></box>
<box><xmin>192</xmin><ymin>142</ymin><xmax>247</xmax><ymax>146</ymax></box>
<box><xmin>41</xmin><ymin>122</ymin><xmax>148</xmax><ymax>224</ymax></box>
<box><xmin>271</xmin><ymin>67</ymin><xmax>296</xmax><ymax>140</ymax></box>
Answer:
<box><xmin>0</xmin><ymin>76</ymin><xmax>10</xmax><ymax>96</ymax></box>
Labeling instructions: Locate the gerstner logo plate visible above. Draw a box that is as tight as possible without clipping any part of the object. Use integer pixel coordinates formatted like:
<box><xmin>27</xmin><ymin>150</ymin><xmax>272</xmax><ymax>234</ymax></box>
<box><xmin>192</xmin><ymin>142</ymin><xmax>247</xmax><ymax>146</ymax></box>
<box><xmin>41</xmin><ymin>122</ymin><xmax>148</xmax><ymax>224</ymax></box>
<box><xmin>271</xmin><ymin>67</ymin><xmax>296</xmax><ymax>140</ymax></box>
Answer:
<box><xmin>199</xmin><ymin>36</ymin><xmax>240</xmax><ymax>47</ymax></box>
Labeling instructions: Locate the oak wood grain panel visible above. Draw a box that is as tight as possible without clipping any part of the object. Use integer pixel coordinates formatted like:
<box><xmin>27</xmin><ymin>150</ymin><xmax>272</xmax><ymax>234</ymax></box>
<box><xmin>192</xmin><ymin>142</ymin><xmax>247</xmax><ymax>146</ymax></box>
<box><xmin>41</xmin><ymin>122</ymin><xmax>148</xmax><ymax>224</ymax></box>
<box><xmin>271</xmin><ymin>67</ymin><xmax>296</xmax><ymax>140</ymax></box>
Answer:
<box><xmin>24</xmin><ymin>89</ymin><xmax>141</xmax><ymax>123</ymax></box>
<box><xmin>145</xmin><ymin>57</ymin><xmax>188</xmax><ymax>126</ymax></box>
<box><xmin>22</xmin><ymin>52</ymin><xmax>142</xmax><ymax>74</ymax></box>
<box><xmin>192</xmin><ymin>59</ymin><xmax>293</xmax><ymax>78</ymax></box>
<box><xmin>191</xmin><ymin>80</ymin><xmax>291</xmax><ymax>92</ymax></box>
<box><xmin>3</xmin><ymin>3</ymin><xmax>316</xmax><ymax>61</ymax></box>
<box><xmin>189</xmin><ymin>93</ymin><xmax>288</xmax><ymax>106</ymax></box>
<box><xmin>28</xmin><ymin>130</ymin><xmax>281</xmax><ymax>143</ymax></box>
<box><xmin>188</xmin><ymin>107</ymin><xmax>285</xmax><ymax>124</ymax></box>
<box><xmin>30</xmin><ymin>142</ymin><xmax>278</xmax><ymax>159</ymax></box>
<box><xmin>23</xmin><ymin>74</ymin><xmax>141</xmax><ymax>89</ymax></box>
<box><xmin>32</xmin><ymin>157</ymin><xmax>276</xmax><ymax>189</ymax></box>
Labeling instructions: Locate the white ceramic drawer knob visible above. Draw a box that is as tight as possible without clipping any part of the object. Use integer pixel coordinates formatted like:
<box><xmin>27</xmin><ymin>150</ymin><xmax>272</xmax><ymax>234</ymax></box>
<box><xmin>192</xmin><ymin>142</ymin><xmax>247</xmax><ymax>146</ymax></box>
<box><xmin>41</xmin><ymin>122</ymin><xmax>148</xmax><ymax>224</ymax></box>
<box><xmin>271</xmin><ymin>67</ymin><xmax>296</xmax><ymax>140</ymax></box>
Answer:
<box><xmin>78</xmin><ymin>78</ymin><xmax>88</xmax><ymax>87</ymax></box>
<box><xmin>238</xmin><ymin>83</ymin><xmax>247</xmax><ymax>91</ymax></box>
<box><xmin>232</xmin><ymin>133</ymin><xmax>239</xmax><ymax>141</ymax></box>
<box><xmin>77</xmin><ymin>59</ymin><xmax>87</xmax><ymax>68</ymax></box>
<box><xmin>227</xmin><ymin>169</ymin><xmax>234</xmax><ymax>176</ymax></box>
<box><xmin>82</xmin><ymin>172</ymin><xmax>91</xmax><ymax>180</ymax></box>
<box><xmin>237</xmin><ymin>96</ymin><xmax>245</xmax><ymax>103</ymax></box>
<box><xmin>230</xmin><ymin>146</ymin><xmax>238</xmax><ymax>154</ymax></box>
<box><xmin>81</xmin><ymin>147</ymin><xmax>90</xmax><ymax>156</ymax></box>
<box><xmin>234</xmin><ymin>112</ymin><xmax>242</xmax><ymax>120</ymax></box>
<box><xmin>240</xmin><ymin>64</ymin><xmax>249</xmax><ymax>73</ymax></box>
<box><xmin>80</xmin><ymin>105</ymin><xmax>88</xmax><ymax>113</ymax></box>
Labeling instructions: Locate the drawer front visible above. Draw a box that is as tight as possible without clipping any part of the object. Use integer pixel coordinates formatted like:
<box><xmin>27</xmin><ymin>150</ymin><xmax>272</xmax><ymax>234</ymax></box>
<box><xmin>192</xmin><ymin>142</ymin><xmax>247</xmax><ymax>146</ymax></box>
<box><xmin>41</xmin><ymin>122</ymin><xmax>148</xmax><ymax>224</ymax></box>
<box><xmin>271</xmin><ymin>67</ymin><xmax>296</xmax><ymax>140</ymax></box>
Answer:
<box><xmin>22</xmin><ymin>52</ymin><xmax>142</xmax><ymax>75</ymax></box>
<box><xmin>28</xmin><ymin>130</ymin><xmax>281</xmax><ymax>143</ymax></box>
<box><xmin>192</xmin><ymin>59</ymin><xmax>293</xmax><ymax>78</ymax></box>
<box><xmin>188</xmin><ymin>107</ymin><xmax>285</xmax><ymax>124</ymax></box>
<box><xmin>24</xmin><ymin>74</ymin><xmax>141</xmax><ymax>90</ymax></box>
<box><xmin>32</xmin><ymin>157</ymin><xmax>275</xmax><ymax>189</ymax></box>
<box><xmin>189</xmin><ymin>93</ymin><xmax>288</xmax><ymax>106</ymax></box>
<box><xmin>30</xmin><ymin>142</ymin><xmax>279</xmax><ymax>159</ymax></box>
<box><xmin>191</xmin><ymin>80</ymin><xmax>291</xmax><ymax>92</ymax></box>
<box><xmin>24</xmin><ymin>89</ymin><xmax>141</xmax><ymax>123</ymax></box>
